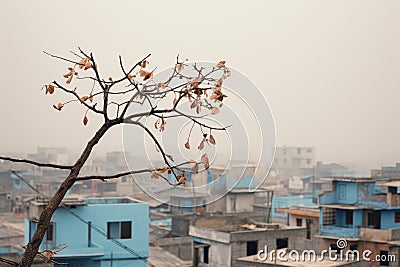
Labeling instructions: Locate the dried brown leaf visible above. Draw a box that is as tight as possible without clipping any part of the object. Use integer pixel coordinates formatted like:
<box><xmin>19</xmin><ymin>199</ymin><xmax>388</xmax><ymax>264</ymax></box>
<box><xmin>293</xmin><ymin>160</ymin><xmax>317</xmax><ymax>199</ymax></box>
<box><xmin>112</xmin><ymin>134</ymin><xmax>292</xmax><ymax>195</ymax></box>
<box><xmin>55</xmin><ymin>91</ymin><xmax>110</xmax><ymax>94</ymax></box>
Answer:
<box><xmin>140</xmin><ymin>60</ymin><xmax>148</xmax><ymax>68</ymax></box>
<box><xmin>217</xmin><ymin>61</ymin><xmax>226</xmax><ymax>67</ymax></box>
<box><xmin>209</xmin><ymin>134</ymin><xmax>216</xmax><ymax>145</ymax></box>
<box><xmin>84</xmin><ymin>59</ymin><xmax>92</xmax><ymax>70</ymax></box>
<box><xmin>66</xmin><ymin>76</ymin><xmax>73</xmax><ymax>84</ymax></box>
<box><xmin>53</xmin><ymin>102</ymin><xmax>64</xmax><ymax>111</ymax></box>
<box><xmin>139</xmin><ymin>69</ymin><xmax>153</xmax><ymax>81</ymax></box>
<box><xmin>80</xmin><ymin>96</ymin><xmax>89</xmax><ymax>102</ymax></box>
<box><xmin>46</xmin><ymin>85</ymin><xmax>55</xmax><ymax>94</ymax></box>
<box><xmin>151</xmin><ymin>171</ymin><xmax>159</xmax><ymax>179</ymax></box>
<box><xmin>185</xmin><ymin>140</ymin><xmax>191</xmax><ymax>150</ymax></box>
<box><xmin>176</xmin><ymin>63</ymin><xmax>184</xmax><ymax>72</ymax></box>
<box><xmin>198</xmin><ymin>138</ymin><xmax>205</xmax><ymax>150</ymax></box>
<box><xmin>191</xmin><ymin>163</ymin><xmax>199</xmax><ymax>174</ymax></box>
<box><xmin>211</xmin><ymin>107</ymin><xmax>220</xmax><ymax>115</ymax></box>
<box><xmin>83</xmin><ymin>116</ymin><xmax>88</xmax><ymax>126</ymax></box>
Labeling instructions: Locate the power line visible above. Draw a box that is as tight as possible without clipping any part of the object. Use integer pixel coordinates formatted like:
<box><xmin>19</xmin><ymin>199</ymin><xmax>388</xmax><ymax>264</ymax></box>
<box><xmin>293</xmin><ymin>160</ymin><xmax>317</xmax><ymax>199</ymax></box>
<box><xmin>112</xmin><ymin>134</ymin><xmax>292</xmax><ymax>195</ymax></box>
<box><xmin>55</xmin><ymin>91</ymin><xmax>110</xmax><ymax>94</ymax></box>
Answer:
<box><xmin>0</xmin><ymin>257</ymin><xmax>18</xmax><ymax>266</ymax></box>
<box><xmin>11</xmin><ymin>171</ymin><xmax>148</xmax><ymax>265</ymax></box>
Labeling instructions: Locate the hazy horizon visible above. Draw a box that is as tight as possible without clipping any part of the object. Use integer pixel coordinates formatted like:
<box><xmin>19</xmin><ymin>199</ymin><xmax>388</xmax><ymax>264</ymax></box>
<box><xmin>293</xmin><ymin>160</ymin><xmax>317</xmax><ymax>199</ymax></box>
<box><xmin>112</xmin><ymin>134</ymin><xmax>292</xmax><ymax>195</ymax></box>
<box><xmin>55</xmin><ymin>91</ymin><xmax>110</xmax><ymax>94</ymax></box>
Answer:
<box><xmin>1</xmin><ymin>1</ymin><xmax>399</xmax><ymax>176</ymax></box>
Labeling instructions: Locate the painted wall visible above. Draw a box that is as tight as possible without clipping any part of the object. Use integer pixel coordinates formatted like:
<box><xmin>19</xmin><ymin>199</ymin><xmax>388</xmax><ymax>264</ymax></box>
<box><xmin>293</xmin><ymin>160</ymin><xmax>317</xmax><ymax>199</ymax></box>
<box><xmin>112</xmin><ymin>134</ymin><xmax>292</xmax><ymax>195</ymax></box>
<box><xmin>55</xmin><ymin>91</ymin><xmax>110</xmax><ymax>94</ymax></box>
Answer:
<box><xmin>25</xmin><ymin>198</ymin><xmax>149</xmax><ymax>267</ymax></box>
<box><xmin>272</xmin><ymin>195</ymin><xmax>314</xmax><ymax>220</ymax></box>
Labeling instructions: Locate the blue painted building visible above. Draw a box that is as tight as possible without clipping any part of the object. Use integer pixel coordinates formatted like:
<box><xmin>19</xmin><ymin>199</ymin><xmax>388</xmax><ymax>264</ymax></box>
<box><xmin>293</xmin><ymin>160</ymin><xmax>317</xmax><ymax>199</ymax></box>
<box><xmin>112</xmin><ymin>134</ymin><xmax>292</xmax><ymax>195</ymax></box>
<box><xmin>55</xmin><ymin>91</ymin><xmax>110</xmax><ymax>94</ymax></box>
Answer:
<box><xmin>272</xmin><ymin>194</ymin><xmax>315</xmax><ymax>222</ymax></box>
<box><xmin>317</xmin><ymin>177</ymin><xmax>400</xmax><ymax>266</ymax></box>
<box><xmin>25</xmin><ymin>197</ymin><xmax>149</xmax><ymax>267</ymax></box>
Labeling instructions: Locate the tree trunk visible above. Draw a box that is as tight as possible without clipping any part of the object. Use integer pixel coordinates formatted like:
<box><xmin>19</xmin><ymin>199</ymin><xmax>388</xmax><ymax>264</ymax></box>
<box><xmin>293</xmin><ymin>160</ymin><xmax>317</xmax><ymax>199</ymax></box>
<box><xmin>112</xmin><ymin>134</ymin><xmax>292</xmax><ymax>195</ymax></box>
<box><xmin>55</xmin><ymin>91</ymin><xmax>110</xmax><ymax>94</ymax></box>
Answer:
<box><xmin>19</xmin><ymin>122</ymin><xmax>114</xmax><ymax>266</ymax></box>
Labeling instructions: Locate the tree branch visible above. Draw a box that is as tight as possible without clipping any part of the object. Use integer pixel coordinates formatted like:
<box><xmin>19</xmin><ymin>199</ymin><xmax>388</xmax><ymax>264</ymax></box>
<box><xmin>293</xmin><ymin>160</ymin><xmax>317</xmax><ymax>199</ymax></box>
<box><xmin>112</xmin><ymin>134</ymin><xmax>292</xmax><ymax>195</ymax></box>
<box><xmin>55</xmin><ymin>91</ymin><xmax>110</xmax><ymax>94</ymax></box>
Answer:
<box><xmin>0</xmin><ymin>156</ymin><xmax>73</xmax><ymax>170</ymax></box>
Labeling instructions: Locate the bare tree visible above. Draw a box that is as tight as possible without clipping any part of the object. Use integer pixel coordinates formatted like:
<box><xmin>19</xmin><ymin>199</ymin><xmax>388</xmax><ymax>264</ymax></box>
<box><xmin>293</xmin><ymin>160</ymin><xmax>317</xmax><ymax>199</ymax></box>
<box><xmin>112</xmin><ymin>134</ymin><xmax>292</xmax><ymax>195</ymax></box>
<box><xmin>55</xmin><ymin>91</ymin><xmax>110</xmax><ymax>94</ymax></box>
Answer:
<box><xmin>0</xmin><ymin>48</ymin><xmax>230</xmax><ymax>266</ymax></box>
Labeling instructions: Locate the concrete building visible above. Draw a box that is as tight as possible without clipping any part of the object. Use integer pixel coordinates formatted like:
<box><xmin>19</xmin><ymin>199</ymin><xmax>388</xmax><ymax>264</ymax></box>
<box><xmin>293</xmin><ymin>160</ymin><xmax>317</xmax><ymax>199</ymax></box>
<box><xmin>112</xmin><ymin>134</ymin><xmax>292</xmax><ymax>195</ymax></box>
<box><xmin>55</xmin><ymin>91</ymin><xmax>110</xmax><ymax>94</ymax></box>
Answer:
<box><xmin>276</xmin><ymin>205</ymin><xmax>320</xmax><ymax>252</ymax></box>
<box><xmin>371</xmin><ymin>163</ymin><xmax>400</xmax><ymax>180</ymax></box>
<box><xmin>25</xmin><ymin>197</ymin><xmax>149</xmax><ymax>267</ymax></box>
<box><xmin>273</xmin><ymin>146</ymin><xmax>315</xmax><ymax>173</ymax></box>
<box><xmin>317</xmin><ymin>177</ymin><xmax>400</xmax><ymax>267</ymax></box>
<box><xmin>189</xmin><ymin>220</ymin><xmax>305</xmax><ymax>267</ymax></box>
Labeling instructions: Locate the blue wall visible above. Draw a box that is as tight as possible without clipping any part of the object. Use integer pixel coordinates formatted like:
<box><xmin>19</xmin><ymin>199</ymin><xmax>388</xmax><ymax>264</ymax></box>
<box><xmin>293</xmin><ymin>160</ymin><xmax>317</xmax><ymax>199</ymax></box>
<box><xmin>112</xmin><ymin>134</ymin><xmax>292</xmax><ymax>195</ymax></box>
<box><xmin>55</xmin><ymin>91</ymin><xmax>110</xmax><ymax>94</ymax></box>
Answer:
<box><xmin>25</xmin><ymin>198</ymin><xmax>149</xmax><ymax>267</ymax></box>
<box><xmin>272</xmin><ymin>195</ymin><xmax>315</xmax><ymax>220</ymax></box>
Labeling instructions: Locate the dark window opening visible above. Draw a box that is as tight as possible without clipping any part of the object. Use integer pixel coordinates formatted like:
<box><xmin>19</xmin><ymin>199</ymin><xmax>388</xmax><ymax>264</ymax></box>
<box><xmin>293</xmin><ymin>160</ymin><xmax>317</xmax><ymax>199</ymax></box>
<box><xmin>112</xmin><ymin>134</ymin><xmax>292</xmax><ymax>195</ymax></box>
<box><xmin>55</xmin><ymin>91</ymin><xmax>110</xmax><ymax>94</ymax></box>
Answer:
<box><xmin>296</xmin><ymin>218</ymin><xmax>302</xmax><ymax>227</ymax></box>
<box><xmin>107</xmin><ymin>221</ymin><xmax>132</xmax><ymax>239</ymax></box>
<box><xmin>46</xmin><ymin>223</ymin><xmax>54</xmax><ymax>242</ymax></box>
<box><xmin>306</xmin><ymin>219</ymin><xmax>311</xmax><ymax>240</ymax></box>
<box><xmin>366</xmin><ymin>210</ymin><xmax>381</xmax><ymax>229</ymax></box>
<box><xmin>276</xmin><ymin>238</ymin><xmax>288</xmax><ymax>249</ymax></box>
<box><xmin>395</xmin><ymin>211</ymin><xmax>400</xmax><ymax>223</ymax></box>
<box><xmin>247</xmin><ymin>241</ymin><xmax>258</xmax><ymax>256</ymax></box>
<box><xmin>345</xmin><ymin>210</ymin><xmax>353</xmax><ymax>226</ymax></box>
<box><xmin>203</xmin><ymin>246</ymin><xmax>209</xmax><ymax>264</ymax></box>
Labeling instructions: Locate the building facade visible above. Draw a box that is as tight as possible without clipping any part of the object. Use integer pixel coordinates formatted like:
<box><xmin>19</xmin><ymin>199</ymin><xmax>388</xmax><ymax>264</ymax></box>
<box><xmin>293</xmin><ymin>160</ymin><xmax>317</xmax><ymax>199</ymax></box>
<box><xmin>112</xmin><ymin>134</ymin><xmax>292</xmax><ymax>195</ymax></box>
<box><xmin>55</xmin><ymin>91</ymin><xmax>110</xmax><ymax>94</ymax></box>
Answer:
<box><xmin>25</xmin><ymin>197</ymin><xmax>149</xmax><ymax>267</ymax></box>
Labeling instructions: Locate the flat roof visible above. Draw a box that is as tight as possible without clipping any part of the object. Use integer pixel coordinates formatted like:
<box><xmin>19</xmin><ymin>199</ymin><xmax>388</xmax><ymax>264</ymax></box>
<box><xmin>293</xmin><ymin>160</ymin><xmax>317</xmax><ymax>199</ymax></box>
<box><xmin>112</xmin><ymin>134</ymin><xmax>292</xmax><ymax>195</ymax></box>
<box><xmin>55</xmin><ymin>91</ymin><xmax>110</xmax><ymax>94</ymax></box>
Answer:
<box><xmin>376</xmin><ymin>181</ymin><xmax>400</xmax><ymax>187</ymax></box>
<box><xmin>320</xmin><ymin>177</ymin><xmax>372</xmax><ymax>183</ymax></box>
<box><xmin>148</xmin><ymin>246</ymin><xmax>191</xmax><ymax>267</ymax></box>
<box><xmin>319</xmin><ymin>204</ymin><xmax>384</xmax><ymax>210</ymax></box>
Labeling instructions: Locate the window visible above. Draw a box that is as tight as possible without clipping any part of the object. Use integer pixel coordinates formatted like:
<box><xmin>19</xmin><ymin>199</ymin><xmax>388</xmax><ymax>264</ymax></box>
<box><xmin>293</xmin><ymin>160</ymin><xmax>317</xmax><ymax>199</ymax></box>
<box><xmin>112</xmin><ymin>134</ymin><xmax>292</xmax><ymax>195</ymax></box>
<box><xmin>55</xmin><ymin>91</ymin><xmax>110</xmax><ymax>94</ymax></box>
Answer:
<box><xmin>345</xmin><ymin>210</ymin><xmax>353</xmax><ymax>226</ymax></box>
<box><xmin>276</xmin><ymin>238</ymin><xmax>288</xmax><ymax>249</ymax></box>
<box><xmin>46</xmin><ymin>223</ymin><xmax>54</xmax><ymax>242</ymax></box>
<box><xmin>195</xmin><ymin>244</ymin><xmax>210</xmax><ymax>265</ymax></box>
<box><xmin>297</xmin><ymin>148</ymin><xmax>301</xmax><ymax>154</ymax></box>
<box><xmin>367</xmin><ymin>210</ymin><xmax>381</xmax><ymax>229</ymax></box>
<box><xmin>306</xmin><ymin>219</ymin><xmax>311</xmax><ymax>240</ymax></box>
<box><xmin>395</xmin><ymin>211</ymin><xmax>400</xmax><ymax>223</ymax></box>
<box><xmin>247</xmin><ymin>241</ymin><xmax>258</xmax><ymax>256</ymax></box>
<box><xmin>107</xmin><ymin>221</ymin><xmax>132</xmax><ymax>239</ymax></box>
<box><xmin>380</xmin><ymin>250</ymin><xmax>389</xmax><ymax>266</ymax></box>
<box><xmin>338</xmin><ymin>184</ymin><xmax>346</xmax><ymax>200</ymax></box>
<box><xmin>296</xmin><ymin>218</ymin><xmax>302</xmax><ymax>227</ymax></box>
<box><xmin>322</xmin><ymin>208</ymin><xmax>336</xmax><ymax>226</ymax></box>
<box><xmin>230</xmin><ymin>197</ymin><xmax>236</xmax><ymax>212</ymax></box>
<box><xmin>306</xmin><ymin>159</ymin><xmax>312</xmax><ymax>164</ymax></box>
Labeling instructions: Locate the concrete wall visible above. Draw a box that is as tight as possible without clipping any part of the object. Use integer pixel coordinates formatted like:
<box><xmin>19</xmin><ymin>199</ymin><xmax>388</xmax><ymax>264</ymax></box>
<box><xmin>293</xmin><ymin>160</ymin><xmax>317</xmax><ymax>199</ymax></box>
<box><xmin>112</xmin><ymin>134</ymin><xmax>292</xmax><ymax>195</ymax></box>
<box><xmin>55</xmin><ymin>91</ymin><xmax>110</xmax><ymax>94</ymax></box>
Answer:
<box><xmin>172</xmin><ymin>212</ymin><xmax>267</xmax><ymax>237</ymax></box>
<box><xmin>190</xmin><ymin>225</ymin><xmax>305</xmax><ymax>267</ymax></box>
<box><xmin>157</xmin><ymin>236</ymin><xmax>193</xmax><ymax>261</ymax></box>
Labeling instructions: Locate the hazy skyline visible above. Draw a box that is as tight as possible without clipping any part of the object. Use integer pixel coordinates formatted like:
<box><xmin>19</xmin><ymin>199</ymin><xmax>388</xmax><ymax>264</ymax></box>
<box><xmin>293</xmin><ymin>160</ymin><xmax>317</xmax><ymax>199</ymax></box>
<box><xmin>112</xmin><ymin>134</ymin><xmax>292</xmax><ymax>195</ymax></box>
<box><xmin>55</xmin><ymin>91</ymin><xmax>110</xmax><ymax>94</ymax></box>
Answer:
<box><xmin>1</xmin><ymin>1</ymin><xmax>399</xmax><ymax>175</ymax></box>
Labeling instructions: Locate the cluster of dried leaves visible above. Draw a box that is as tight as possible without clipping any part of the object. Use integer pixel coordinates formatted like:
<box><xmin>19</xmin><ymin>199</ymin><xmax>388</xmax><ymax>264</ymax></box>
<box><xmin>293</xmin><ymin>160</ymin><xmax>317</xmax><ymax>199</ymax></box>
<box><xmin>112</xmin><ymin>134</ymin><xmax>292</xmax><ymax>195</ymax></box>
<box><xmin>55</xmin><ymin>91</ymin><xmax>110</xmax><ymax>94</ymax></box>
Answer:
<box><xmin>42</xmin><ymin>49</ymin><xmax>230</xmax><ymax>187</ymax></box>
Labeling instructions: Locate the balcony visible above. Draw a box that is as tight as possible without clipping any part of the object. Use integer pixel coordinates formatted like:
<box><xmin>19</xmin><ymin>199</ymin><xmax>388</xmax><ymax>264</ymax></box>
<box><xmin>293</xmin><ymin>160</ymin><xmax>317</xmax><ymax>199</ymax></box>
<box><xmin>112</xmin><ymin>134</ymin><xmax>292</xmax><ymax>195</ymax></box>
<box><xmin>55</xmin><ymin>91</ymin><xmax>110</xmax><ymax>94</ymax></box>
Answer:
<box><xmin>319</xmin><ymin>225</ymin><xmax>360</xmax><ymax>239</ymax></box>
<box><xmin>360</xmin><ymin>227</ymin><xmax>400</xmax><ymax>242</ymax></box>
<box><xmin>54</xmin><ymin>245</ymin><xmax>104</xmax><ymax>258</ymax></box>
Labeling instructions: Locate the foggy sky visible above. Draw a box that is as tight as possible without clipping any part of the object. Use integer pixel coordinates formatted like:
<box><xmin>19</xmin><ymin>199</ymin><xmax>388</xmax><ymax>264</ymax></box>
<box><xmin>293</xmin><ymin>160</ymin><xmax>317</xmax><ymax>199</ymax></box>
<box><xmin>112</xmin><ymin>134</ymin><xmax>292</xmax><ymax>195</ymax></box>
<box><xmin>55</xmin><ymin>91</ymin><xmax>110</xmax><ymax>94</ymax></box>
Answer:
<box><xmin>0</xmin><ymin>1</ymin><xmax>399</xmax><ymax>174</ymax></box>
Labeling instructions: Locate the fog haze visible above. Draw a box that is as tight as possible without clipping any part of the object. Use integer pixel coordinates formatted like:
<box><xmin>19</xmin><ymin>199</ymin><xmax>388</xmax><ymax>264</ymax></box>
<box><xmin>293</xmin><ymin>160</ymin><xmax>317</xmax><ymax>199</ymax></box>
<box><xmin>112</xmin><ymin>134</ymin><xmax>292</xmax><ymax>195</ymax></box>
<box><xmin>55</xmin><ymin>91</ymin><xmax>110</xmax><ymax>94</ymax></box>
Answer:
<box><xmin>1</xmin><ymin>1</ymin><xmax>399</xmax><ymax>175</ymax></box>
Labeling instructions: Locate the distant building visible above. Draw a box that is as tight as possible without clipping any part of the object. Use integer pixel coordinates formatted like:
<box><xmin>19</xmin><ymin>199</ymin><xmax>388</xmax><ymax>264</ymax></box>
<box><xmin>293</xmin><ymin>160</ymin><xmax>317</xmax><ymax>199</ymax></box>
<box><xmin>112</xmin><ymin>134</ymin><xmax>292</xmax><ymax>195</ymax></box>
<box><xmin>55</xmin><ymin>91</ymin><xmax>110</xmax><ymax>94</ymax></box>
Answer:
<box><xmin>371</xmin><ymin>163</ymin><xmax>400</xmax><ymax>180</ymax></box>
<box><xmin>273</xmin><ymin>146</ymin><xmax>315</xmax><ymax>172</ymax></box>
<box><xmin>25</xmin><ymin>197</ymin><xmax>149</xmax><ymax>267</ymax></box>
